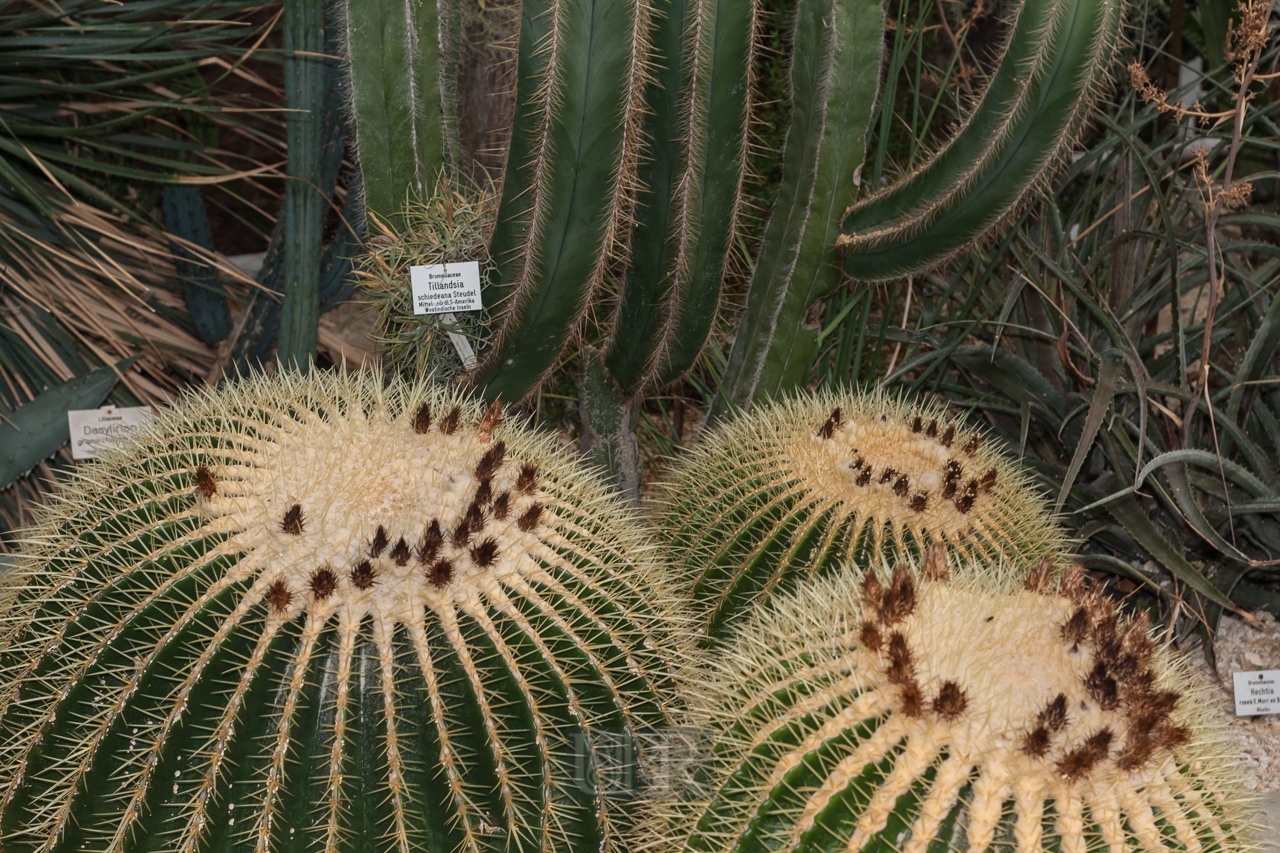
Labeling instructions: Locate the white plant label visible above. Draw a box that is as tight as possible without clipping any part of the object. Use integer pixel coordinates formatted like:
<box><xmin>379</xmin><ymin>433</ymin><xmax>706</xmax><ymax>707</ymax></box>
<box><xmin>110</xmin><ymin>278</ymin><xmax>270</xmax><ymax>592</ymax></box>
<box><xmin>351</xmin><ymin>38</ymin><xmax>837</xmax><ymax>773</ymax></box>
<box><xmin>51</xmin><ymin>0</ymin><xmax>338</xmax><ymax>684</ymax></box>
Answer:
<box><xmin>68</xmin><ymin>406</ymin><xmax>153</xmax><ymax>460</ymax></box>
<box><xmin>1232</xmin><ymin>669</ymin><xmax>1279</xmax><ymax>716</ymax></box>
<box><xmin>410</xmin><ymin>262</ymin><xmax>482</xmax><ymax>315</ymax></box>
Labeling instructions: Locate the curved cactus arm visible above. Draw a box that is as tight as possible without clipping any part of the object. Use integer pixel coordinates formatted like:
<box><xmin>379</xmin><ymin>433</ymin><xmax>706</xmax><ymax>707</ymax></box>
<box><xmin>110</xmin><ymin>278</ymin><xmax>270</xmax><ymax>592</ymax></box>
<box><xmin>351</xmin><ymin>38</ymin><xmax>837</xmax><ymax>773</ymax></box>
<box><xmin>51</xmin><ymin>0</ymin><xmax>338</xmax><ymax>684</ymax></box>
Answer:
<box><xmin>341</xmin><ymin>0</ymin><xmax>455</xmax><ymax>225</ymax></box>
<box><xmin>713</xmin><ymin>0</ymin><xmax>884</xmax><ymax>417</ymax></box>
<box><xmin>838</xmin><ymin>0</ymin><xmax>1125</xmax><ymax>280</ymax></box>
<box><xmin>471</xmin><ymin>0</ymin><xmax>652</xmax><ymax>403</ymax></box>
<box><xmin>602</xmin><ymin>0</ymin><xmax>755</xmax><ymax>395</ymax></box>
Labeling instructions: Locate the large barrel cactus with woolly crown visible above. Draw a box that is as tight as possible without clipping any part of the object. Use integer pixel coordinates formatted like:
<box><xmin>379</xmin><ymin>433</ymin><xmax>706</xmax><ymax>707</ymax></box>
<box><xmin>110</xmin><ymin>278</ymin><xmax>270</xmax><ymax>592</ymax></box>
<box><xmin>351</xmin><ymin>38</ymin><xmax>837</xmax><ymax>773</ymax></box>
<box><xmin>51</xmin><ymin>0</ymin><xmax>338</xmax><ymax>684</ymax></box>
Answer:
<box><xmin>0</xmin><ymin>371</ymin><xmax>685</xmax><ymax>853</ymax></box>
<box><xmin>647</xmin><ymin>548</ymin><xmax>1259</xmax><ymax>853</ymax></box>
<box><xmin>655</xmin><ymin>391</ymin><xmax>1069</xmax><ymax>639</ymax></box>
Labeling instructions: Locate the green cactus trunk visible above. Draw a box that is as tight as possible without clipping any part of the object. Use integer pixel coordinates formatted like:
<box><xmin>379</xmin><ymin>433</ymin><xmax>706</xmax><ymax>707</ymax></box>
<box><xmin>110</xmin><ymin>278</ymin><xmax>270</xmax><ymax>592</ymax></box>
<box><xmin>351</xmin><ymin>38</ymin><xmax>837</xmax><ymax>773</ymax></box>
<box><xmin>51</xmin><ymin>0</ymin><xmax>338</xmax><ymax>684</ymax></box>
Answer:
<box><xmin>0</xmin><ymin>372</ymin><xmax>684</xmax><ymax>853</ymax></box>
<box><xmin>649</xmin><ymin>554</ymin><xmax>1257</xmax><ymax>853</ymax></box>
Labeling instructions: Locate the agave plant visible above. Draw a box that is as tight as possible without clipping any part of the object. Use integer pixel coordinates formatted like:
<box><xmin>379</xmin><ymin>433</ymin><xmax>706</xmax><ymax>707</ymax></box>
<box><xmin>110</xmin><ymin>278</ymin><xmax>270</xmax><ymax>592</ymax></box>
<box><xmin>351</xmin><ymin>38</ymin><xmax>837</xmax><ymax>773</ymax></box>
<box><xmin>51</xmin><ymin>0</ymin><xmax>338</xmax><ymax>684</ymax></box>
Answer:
<box><xmin>340</xmin><ymin>0</ymin><xmax>1125</xmax><ymax>500</ymax></box>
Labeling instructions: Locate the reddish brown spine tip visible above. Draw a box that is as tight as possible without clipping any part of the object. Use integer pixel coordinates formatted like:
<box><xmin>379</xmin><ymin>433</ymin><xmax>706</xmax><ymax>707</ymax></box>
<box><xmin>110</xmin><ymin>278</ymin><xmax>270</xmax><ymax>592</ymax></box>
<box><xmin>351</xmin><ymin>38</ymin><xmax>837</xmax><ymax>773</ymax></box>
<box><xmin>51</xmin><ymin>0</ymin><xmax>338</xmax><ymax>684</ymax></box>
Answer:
<box><xmin>892</xmin><ymin>474</ymin><xmax>910</xmax><ymax>497</ymax></box>
<box><xmin>1153</xmin><ymin>723</ymin><xmax>1190</xmax><ymax>750</ymax></box>
<box><xmin>350</xmin><ymin>560</ymin><xmax>377</xmax><ymax>590</ymax></box>
<box><xmin>861</xmin><ymin>569</ymin><xmax>884</xmax><ymax>613</ymax></box>
<box><xmin>492</xmin><ymin>492</ymin><xmax>510</xmax><ymax>520</ymax></box>
<box><xmin>1022</xmin><ymin>726</ymin><xmax>1052</xmax><ymax>757</ymax></box>
<box><xmin>453</xmin><ymin>517</ymin><xmax>473</xmax><ymax>548</ymax></box>
<box><xmin>926</xmin><ymin>420</ymin><xmax>938</xmax><ymax>438</ymax></box>
<box><xmin>954</xmin><ymin>481</ymin><xmax>978</xmax><ymax>513</ymax></box>
<box><xmin>1057</xmin><ymin>729</ymin><xmax>1113</xmax><ymax>780</ymax></box>
<box><xmin>909</xmin><ymin>492</ymin><xmax>928</xmax><ymax>513</ymax></box>
<box><xmin>427</xmin><ymin>559</ymin><xmax>454</xmax><ymax>588</ymax></box>
<box><xmin>1039</xmin><ymin>693</ymin><xmax>1069</xmax><ymax>731</ymax></box>
<box><xmin>881</xmin><ymin>564</ymin><xmax>917</xmax><ymax>625</ymax></box>
<box><xmin>858</xmin><ymin>621</ymin><xmax>883</xmax><ymax>652</ymax></box>
<box><xmin>921</xmin><ymin>542</ymin><xmax>950</xmax><ymax>581</ymax></box>
<box><xmin>1116</xmin><ymin>736</ymin><xmax>1156</xmax><ymax>772</ymax></box>
<box><xmin>478</xmin><ymin>399</ymin><xmax>504</xmax><ymax>434</ymax></box>
<box><xmin>899</xmin><ymin>680</ymin><xmax>925</xmax><ymax>717</ymax></box>
<box><xmin>441</xmin><ymin>406</ymin><xmax>461</xmax><ymax>435</ymax></box>
<box><xmin>911</xmin><ymin>417</ymin><xmax>923</xmax><ymax>433</ymax></box>
<box><xmin>281</xmin><ymin>504</ymin><xmax>305</xmax><ymax>535</ymax></box>
<box><xmin>465</xmin><ymin>502</ymin><xmax>485</xmax><ymax>532</ymax></box>
<box><xmin>961</xmin><ymin>434</ymin><xmax>981</xmax><ymax>455</ymax></box>
<box><xmin>418</xmin><ymin>519</ymin><xmax>443</xmax><ymax>565</ymax></box>
<box><xmin>850</xmin><ymin>457</ymin><xmax>865</xmax><ymax>471</ymax></box>
<box><xmin>370</xmin><ymin>524</ymin><xmax>389</xmax><ymax>557</ymax></box>
<box><xmin>391</xmin><ymin>537</ymin><xmax>411</xmax><ymax>566</ymax></box>
<box><xmin>475</xmin><ymin>441</ymin><xmax>507</xmax><ymax>482</ymax></box>
<box><xmin>856</xmin><ymin>468</ymin><xmax>872</xmax><ymax>486</ymax></box>
<box><xmin>817</xmin><ymin>415</ymin><xmax>836</xmax><ymax>440</ymax></box>
<box><xmin>979</xmin><ymin>467</ymin><xmax>997</xmax><ymax>492</ymax></box>
<box><xmin>1084</xmin><ymin>662</ymin><xmax>1120</xmax><ymax>711</ymax></box>
<box><xmin>1062</xmin><ymin>607</ymin><xmax>1090</xmax><ymax>644</ymax></box>
<box><xmin>194</xmin><ymin>464</ymin><xmax>218</xmax><ymax>499</ymax></box>
<box><xmin>517</xmin><ymin>503</ymin><xmax>542</xmax><ymax>532</ymax></box>
<box><xmin>310</xmin><ymin>567</ymin><xmax>338</xmax><ymax>601</ymax></box>
<box><xmin>413</xmin><ymin>403</ymin><xmax>433</xmax><ymax>434</ymax></box>
<box><xmin>932</xmin><ymin>681</ymin><xmax>968</xmax><ymax>720</ymax></box>
<box><xmin>885</xmin><ymin>632</ymin><xmax>915</xmax><ymax>684</ymax></box>
<box><xmin>516</xmin><ymin>463</ymin><xmax>539</xmax><ymax>495</ymax></box>
<box><xmin>469</xmin><ymin>537</ymin><xmax>499</xmax><ymax>568</ymax></box>
<box><xmin>879</xmin><ymin>467</ymin><xmax>898</xmax><ymax>485</ymax></box>
<box><xmin>1025</xmin><ymin>556</ymin><xmax>1054</xmax><ymax>593</ymax></box>
<box><xmin>940</xmin><ymin>425</ymin><xmax>955</xmax><ymax>447</ymax></box>
<box><xmin>265</xmin><ymin>580</ymin><xmax>293</xmax><ymax>613</ymax></box>
<box><xmin>1060</xmin><ymin>563</ymin><xmax>1087</xmax><ymax>600</ymax></box>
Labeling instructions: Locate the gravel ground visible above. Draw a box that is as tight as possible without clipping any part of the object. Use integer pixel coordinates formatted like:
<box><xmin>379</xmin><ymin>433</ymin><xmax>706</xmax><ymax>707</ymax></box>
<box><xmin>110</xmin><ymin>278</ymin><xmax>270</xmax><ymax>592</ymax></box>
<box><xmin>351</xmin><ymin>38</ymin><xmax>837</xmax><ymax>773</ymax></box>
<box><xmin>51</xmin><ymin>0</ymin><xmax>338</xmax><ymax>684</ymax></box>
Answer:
<box><xmin>1178</xmin><ymin>609</ymin><xmax>1280</xmax><ymax>850</ymax></box>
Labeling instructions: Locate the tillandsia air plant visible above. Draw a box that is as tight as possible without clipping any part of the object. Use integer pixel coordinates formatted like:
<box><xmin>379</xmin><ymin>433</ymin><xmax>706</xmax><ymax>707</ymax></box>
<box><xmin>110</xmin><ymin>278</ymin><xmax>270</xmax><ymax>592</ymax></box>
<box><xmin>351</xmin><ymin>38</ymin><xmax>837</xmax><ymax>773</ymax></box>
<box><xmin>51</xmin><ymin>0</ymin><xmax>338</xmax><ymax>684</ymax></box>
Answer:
<box><xmin>646</xmin><ymin>548</ymin><xmax>1261</xmax><ymax>853</ymax></box>
<box><xmin>855</xmin><ymin>1</ymin><xmax>1280</xmax><ymax>635</ymax></box>
<box><xmin>339</xmin><ymin>0</ymin><xmax>1126</xmax><ymax>500</ymax></box>
<box><xmin>0</xmin><ymin>370</ymin><xmax>688</xmax><ymax>853</ymax></box>
<box><xmin>656</xmin><ymin>391</ymin><xmax>1070</xmax><ymax>639</ymax></box>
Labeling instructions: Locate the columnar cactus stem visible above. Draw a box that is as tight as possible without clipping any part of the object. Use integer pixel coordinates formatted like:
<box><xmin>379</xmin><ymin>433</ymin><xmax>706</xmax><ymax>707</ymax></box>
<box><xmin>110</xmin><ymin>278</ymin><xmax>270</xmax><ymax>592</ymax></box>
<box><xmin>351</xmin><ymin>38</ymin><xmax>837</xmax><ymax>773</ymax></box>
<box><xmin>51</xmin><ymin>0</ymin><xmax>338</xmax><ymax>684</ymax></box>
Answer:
<box><xmin>0</xmin><ymin>371</ymin><xmax>685</xmax><ymax>853</ymax></box>
<box><xmin>646</xmin><ymin>551</ymin><xmax>1259</xmax><ymax>853</ymax></box>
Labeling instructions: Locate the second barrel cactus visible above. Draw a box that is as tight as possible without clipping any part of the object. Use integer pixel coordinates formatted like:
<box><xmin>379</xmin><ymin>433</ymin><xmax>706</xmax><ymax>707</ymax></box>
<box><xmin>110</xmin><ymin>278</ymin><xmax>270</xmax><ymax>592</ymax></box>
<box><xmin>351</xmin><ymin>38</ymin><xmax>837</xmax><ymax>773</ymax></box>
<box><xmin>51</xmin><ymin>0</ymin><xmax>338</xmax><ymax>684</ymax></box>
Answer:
<box><xmin>0</xmin><ymin>371</ymin><xmax>684</xmax><ymax>853</ymax></box>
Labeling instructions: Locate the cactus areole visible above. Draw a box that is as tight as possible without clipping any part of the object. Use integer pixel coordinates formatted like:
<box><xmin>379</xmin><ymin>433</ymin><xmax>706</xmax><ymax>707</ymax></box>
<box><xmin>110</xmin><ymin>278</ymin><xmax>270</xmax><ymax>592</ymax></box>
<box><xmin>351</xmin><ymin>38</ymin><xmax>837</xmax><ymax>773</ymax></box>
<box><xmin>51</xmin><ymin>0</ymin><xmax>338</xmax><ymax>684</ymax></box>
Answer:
<box><xmin>0</xmin><ymin>372</ymin><xmax>680</xmax><ymax>853</ymax></box>
<box><xmin>656</xmin><ymin>551</ymin><xmax>1256</xmax><ymax>853</ymax></box>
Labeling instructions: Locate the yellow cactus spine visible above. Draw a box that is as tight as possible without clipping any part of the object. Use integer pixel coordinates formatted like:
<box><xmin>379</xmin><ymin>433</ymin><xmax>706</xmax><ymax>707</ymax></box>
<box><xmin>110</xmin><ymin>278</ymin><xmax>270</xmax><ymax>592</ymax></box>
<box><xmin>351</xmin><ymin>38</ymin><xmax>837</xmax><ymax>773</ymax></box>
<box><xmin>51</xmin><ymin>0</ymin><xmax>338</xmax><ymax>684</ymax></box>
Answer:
<box><xmin>655</xmin><ymin>391</ymin><xmax>1070</xmax><ymax>638</ymax></box>
<box><xmin>648</xmin><ymin>548</ymin><xmax>1260</xmax><ymax>853</ymax></box>
<box><xmin>0</xmin><ymin>370</ymin><xmax>686</xmax><ymax>853</ymax></box>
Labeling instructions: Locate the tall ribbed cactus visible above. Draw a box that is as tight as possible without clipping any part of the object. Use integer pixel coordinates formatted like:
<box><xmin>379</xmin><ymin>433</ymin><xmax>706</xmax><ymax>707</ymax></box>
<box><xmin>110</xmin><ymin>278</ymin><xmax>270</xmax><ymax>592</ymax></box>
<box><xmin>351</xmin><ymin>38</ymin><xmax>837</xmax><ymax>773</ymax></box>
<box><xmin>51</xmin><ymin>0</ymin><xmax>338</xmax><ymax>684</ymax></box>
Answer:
<box><xmin>655</xmin><ymin>390</ymin><xmax>1068</xmax><ymax>639</ymax></box>
<box><xmin>341</xmin><ymin>0</ymin><xmax>1124</xmax><ymax>496</ymax></box>
<box><xmin>0</xmin><ymin>371</ymin><xmax>685</xmax><ymax>853</ymax></box>
<box><xmin>646</xmin><ymin>550</ymin><xmax>1259</xmax><ymax>853</ymax></box>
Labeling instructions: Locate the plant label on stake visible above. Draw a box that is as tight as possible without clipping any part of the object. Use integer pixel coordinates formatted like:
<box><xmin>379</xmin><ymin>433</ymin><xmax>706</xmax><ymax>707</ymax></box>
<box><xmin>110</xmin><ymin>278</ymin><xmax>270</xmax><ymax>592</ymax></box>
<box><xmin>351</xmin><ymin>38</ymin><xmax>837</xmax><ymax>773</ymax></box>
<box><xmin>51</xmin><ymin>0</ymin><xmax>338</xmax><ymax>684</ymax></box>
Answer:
<box><xmin>67</xmin><ymin>406</ymin><xmax>153</xmax><ymax>460</ymax></box>
<box><xmin>1232</xmin><ymin>669</ymin><xmax>1279</xmax><ymax>716</ymax></box>
<box><xmin>410</xmin><ymin>262</ymin><xmax>482</xmax><ymax>369</ymax></box>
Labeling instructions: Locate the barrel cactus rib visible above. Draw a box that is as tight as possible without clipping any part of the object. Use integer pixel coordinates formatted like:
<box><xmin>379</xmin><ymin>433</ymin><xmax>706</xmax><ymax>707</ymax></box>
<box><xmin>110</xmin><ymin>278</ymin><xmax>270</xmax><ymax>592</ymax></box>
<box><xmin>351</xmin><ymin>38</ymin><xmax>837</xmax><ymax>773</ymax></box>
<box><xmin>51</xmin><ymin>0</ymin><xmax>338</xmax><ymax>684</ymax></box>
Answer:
<box><xmin>0</xmin><ymin>371</ymin><xmax>684</xmax><ymax>853</ymax></box>
<box><xmin>649</xmin><ymin>555</ymin><xmax>1259</xmax><ymax>853</ymax></box>
<box><xmin>656</xmin><ymin>391</ymin><xmax>1069</xmax><ymax>639</ymax></box>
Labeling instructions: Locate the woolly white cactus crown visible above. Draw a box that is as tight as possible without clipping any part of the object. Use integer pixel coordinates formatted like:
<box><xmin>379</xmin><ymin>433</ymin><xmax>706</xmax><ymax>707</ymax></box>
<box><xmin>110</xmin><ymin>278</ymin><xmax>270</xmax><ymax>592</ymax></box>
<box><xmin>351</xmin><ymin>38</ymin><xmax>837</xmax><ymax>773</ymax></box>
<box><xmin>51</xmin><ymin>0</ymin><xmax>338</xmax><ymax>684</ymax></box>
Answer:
<box><xmin>0</xmin><ymin>371</ymin><xmax>684</xmax><ymax>853</ymax></box>
<box><xmin>652</xmin><ymin>549</ymin><xmax>1258</xmax><ymax>853</ymax></box>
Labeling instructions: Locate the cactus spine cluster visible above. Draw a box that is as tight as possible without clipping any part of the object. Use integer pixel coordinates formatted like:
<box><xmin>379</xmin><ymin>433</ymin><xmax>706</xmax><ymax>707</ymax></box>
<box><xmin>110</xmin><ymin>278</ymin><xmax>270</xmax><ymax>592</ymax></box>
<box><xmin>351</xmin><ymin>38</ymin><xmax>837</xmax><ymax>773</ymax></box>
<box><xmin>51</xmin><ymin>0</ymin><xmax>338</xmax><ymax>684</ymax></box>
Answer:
<box><xmin>656</xmin><ymin>392</ymin><xmax>1068</xmax><ymax>638</ymax></box>
<box><xmin>651</xmin><ymin>549</ymin><xmax>1257</xmax><ymax>853</ymax></box>
<box><xmin>0</xmin><ymin>371</ymin><xmax>683</xmax><ymax>853</ymax></box>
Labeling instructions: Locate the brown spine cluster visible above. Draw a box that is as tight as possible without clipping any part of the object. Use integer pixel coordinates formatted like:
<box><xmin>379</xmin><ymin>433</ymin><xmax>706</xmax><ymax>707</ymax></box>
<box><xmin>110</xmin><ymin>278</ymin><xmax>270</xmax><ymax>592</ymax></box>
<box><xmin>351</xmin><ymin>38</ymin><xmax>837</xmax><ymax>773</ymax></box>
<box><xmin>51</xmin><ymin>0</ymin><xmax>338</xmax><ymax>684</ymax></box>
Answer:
<box><xmin>858</xmin><ymin>556</ymin><xmax>969</xmax><ymax>723</ymax></box>
<box><xmin>817</xmin><ymin>410</ymin><xmax>995</xmax><ymax>516</ymax></box>
<box><xmin>1020</xmin><ymin>567</ymin><xmax>1187</xmax><ymax>776</ymax></box>
<box><xmin>194</xmin><ymin>464</ymin><xmax>218</xmax><ymax>499</ymax></box>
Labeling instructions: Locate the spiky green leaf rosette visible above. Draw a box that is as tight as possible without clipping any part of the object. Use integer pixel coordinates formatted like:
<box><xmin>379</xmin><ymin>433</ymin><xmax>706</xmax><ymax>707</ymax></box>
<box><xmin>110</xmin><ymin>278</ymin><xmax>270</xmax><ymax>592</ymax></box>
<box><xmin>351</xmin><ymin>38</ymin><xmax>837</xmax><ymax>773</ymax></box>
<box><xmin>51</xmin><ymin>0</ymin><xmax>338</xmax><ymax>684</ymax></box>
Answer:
<box><xmin>648</xmin><ymin>549</ymin><xmax>1258</xmax><ymax>853</ymax></box>
<box><xmin>656</xmin><ymin>392</ymin><xmax>1068</xmax><ymax>638</ymax></box>
<box><xmin>0</xmin><ymin>371</ymin><xmax>685</xmax><ymax>853</ymax></box>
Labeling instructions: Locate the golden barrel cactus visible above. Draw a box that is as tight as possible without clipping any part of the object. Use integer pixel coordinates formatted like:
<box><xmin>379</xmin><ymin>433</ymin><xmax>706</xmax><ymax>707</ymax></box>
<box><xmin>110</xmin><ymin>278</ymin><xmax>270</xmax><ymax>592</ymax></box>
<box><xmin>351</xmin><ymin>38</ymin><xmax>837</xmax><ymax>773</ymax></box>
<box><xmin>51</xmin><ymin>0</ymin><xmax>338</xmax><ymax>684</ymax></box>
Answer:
<box><xmin>650</xmin><ymin>549</ymin><xmax>1258</xmax><ymax>853</ymax></box>
<box><xmin>656</xmin><ymin>392</ymin><xmax>1069</xmax><ymax>638</ymax></box>
<box><xmin>0</xmin><ymin>371</ymin><xmax>685</xmax><ymax>853</ymax></box>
